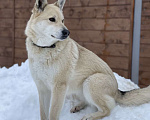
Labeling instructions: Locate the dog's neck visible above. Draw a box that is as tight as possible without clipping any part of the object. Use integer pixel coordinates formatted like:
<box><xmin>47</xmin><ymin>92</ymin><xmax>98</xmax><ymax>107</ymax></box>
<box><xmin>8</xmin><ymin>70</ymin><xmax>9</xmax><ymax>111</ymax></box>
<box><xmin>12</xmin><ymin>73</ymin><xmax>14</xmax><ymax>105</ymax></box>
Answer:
<box><xmin>32</xmin><ymin>41</ymin><xmax>56</xmax><ymax>48</ymax></box>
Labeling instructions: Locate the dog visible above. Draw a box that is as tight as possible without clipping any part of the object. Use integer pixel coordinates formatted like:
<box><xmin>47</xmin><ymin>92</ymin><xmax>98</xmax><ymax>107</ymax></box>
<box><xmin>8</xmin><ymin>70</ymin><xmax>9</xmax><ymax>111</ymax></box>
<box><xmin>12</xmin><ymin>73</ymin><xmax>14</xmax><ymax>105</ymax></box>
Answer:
<box><xmin>25</xmin><ymin>0</ymin><xmax>150</xmax><ymax>120</ymax></box>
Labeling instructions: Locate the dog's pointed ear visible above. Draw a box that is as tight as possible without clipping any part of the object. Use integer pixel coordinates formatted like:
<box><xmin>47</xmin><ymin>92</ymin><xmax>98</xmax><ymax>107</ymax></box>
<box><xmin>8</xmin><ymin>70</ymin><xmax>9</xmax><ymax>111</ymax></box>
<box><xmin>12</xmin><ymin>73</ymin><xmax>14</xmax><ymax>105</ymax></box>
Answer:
<box><xmin>36</xmin><ymin>0</ymin><xmax>48</xmax><ymax>11</ymax></box>
<box><xmin>55</xmin><ymin>0</ymin><xmax>66</xmax><ymax>10</ymax></box>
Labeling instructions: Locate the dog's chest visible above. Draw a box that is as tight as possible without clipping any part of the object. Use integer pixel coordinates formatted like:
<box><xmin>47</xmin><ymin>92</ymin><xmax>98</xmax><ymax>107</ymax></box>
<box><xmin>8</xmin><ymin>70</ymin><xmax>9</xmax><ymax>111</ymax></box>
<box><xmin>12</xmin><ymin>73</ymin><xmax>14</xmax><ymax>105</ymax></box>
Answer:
<box><xmin>29</xmin><ymin>58</ymin><xmax>61</xmax><ymax>87</ymax></box>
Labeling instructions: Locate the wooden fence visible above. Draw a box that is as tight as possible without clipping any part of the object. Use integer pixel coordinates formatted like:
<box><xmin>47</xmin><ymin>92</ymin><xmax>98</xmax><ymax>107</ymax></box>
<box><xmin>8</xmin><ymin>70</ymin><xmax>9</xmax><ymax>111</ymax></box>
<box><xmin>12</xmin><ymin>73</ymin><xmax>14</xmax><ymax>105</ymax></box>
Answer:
<box><xmin>0</xmin><ymin>0</ymin><xmax>149</xmax><ymax>87</ymax></box>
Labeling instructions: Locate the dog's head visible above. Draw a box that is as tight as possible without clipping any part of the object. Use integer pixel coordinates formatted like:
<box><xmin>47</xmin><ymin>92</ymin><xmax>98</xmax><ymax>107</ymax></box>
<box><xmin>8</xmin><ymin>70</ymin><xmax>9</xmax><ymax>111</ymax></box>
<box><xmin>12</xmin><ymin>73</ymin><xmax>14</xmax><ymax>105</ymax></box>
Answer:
<box><xmin>25</xmin><ymin>0</ymin><xmax>69</xmax><ymax>47</ymax></box>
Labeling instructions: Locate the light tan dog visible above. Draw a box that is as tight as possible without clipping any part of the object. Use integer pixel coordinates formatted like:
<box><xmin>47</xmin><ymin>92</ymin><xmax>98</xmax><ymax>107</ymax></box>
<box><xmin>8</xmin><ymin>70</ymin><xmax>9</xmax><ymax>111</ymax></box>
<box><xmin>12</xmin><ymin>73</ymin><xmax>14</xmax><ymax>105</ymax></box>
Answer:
<box><xmin>25</xmin><ymin>0</ymin><xmax>150</xmax><ymax>120</ymax></box>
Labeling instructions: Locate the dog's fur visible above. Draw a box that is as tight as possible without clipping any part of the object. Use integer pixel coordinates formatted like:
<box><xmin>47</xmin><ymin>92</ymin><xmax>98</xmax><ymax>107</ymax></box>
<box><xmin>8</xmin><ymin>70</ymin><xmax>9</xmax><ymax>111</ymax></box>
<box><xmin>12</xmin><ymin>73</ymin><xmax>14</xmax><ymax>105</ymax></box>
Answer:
<box><xmin>25</xmin><ymin>0</ymin><xmax>150</xmax><ymax>120</ymax></box>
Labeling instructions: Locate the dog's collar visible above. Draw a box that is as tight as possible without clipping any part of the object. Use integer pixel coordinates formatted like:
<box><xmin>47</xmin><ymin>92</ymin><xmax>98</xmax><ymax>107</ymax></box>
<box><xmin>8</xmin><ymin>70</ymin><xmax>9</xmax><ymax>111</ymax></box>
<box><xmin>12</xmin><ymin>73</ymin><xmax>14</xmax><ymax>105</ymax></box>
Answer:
<box><xmin>32</xmin><ymin>41</ymin><xmax>56</xmax><ymax>48</ymax></box>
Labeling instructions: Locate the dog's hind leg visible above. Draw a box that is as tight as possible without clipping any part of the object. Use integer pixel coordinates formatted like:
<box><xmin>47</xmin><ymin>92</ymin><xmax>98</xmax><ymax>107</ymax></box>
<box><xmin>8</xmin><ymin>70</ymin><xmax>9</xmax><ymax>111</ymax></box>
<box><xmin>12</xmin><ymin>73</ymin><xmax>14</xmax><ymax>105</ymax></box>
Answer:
<box><xmin>36</xmin><ymin>81</ymin><xmax>51</xmax><ymax>120</ymax></box>
<box><xmin>82</xmin><ymin>73</ymin><xmax>117</xmax><ymax>120</ymax></box>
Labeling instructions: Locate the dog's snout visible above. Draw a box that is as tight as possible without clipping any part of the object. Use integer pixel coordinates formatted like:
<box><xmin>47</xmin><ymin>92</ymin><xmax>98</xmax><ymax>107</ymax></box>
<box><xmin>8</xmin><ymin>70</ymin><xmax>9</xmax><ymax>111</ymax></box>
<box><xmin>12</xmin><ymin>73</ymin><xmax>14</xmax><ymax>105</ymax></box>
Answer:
<box><xmin>62</xmin><ymin>29</ymin><xmax>70</xmax><ymax>36</ymax></box>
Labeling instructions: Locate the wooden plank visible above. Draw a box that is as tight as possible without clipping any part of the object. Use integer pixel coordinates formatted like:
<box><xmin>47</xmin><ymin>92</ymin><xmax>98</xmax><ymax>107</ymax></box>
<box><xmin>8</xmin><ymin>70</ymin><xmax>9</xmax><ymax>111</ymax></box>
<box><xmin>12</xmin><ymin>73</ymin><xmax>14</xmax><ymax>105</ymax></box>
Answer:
<box><xmin>0</xmin><ymin>28</ymin><xmax>13</xmax><ymax>37</ymax></box>
<box><xmin>70</xmin><ymin>30</ymin><xmax>105</xmax><ymax>43</ymax></box>
<box><xmin>107</xmin><ymin>5</ymin><xmax>131</xmax><ymax>18</ymax></box>
<box><xmin>0</xmin><ymin>37</ymin><xmax>12</xmax><ymax>47</ymax></box>
<box><xmin>106</xmin><ymin>19</ymin><xmax>130</xmax><ymax>31</ymax></box>
<box><xmin>109</xmin><ymin>0</ymin><xmax>132</xmax><ymax>5</ymax></box>
<box><xmin>64</xmin><ymin>6</ymin><xmax>131</xmax><ymax>19</ymax></box>
<box><xmin>15</xmin><ymin>29</ymin><xmax>26</xmax><ymax>39</ymax></box>
<box><xmin>83</xmin><ymin>42</ymin><xmax>105</xmax><ymax>56</ymax></box>
<box><xmin>0</xmin><ymin>9</ymin><xmax>13</xmax><ymax>18</ymax></box>
<box><xmin>141</xmin><ymin>31</ymin><xmax>150</xmax><ymax>44</ymax></box>
<box><xmin>15</xmin><ymin>19</ymin><xmax>28</xmax><ymax>29</ymax></box>
<box><xmin>71</xmin><ymin>31</ymin><xmax>130</xmax><ymax>44</ymax></box>
<box><xmin>140</xmin><ymin>44</ymin><xmax>150</xmax><ymax>57</ymax></box>
<box><xmin>0</xmin><ymin>47</ymin><xmax>12</xmax><ymax>57</ymax></box>
<box><xmin>101</xmin><ymin>56</ymin><xmax>129</xmax><ymax>70</ymax></box>
<box><xmin>15</xmin><ymin>48</ymin><xmax>27</xmax><ymax>59</ymax></box>
<box><xmin>64</xmin><ymin>7</ymin><xmax>107</xmax><ymax>19</ymax></box>
<box><xmin>0</xmin><ymin>0</ymin><xmax>13</xmax><ymax>9</ymax></box>
<box><xmin>103</xmin><ymin>44</ymin><xmax>129</xmax><ymax>57</ymax></box>
<box><xmin>15</xmin><ymin>0</ymin><xmax>34</xmax><ymax>8</ymax></box>
<box><xmin>14</xmin><ymin>58</ymin><xmax>27</xmax><ymax>66</ymax></box>
<box><xmin>112</xmin><ymin>69</ymin><xmax>128</xmax><ymax>78</ymax></box>
<box><xmin>15</xmin><ymin>0</ymin><xmax>69</xmax><ymax>8</ymax></box>
<box><xmin>141</xmin><ymin>38</ymin><xmax>150</xmax><ymax>44</ymax></box>
<box><xmin>139</xmin><ymin>71</ymin><xmax>150</xmax><ymax>87</ymax></box>
<box><xmin>139</xmin><ymin>58</ymin><xmax>150</xmax><ymax>72</ymax></box>
<box><xmin>0</xmin><ymin>19</ymin><xmax>13</xmax><ymax>28</ymax></box>
<box><xmin>142</xmin><ymin>2</ymin><xmax>150</xmax><ymax>16</ymax></box>
<box><xmin>0</xmin><ymin>57</ymin><xmax>12</xmax><ymax>68</ymax></box>
<box><xmin>15</xmin><ymin>9</ymin><xmax>32</xmax><ymax>19</ymax></box>
<box><xmin>65</xmin><ymin>19</ymin><xmax>105</xmax><ymax>30</ymax></box>
<box><xmin>69</xmin><ymin>0</ymin><xmax>107</xmax><ymax>6</ymax></box>
<box><xmin>15</xmin><ymin>39</ymin><xmax>26</xmax><ymax>49</ymax></box>
<box><xmin>105</xmin><ymin>32</ymin><xmax>130</xmax><ymax>44</ymax></box>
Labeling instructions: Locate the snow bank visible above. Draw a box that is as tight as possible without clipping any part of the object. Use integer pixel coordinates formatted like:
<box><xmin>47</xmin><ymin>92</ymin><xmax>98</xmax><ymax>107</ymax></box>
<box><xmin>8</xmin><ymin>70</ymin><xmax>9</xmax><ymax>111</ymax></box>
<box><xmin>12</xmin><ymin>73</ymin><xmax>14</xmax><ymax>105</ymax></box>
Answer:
<box><xmin>0</xmin><ymin>60</ymin><xmax>150</xmax><ymax>120</ymax></box>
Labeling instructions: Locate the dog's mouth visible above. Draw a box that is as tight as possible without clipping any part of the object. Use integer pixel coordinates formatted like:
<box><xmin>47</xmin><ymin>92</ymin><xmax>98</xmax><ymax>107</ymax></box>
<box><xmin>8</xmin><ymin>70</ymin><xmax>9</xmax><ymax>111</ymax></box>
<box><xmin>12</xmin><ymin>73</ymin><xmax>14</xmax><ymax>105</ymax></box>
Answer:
<box><xmin>51</xmin><ymin>35</ymin><xmax>68</xmax><ymax>40</ymax></box>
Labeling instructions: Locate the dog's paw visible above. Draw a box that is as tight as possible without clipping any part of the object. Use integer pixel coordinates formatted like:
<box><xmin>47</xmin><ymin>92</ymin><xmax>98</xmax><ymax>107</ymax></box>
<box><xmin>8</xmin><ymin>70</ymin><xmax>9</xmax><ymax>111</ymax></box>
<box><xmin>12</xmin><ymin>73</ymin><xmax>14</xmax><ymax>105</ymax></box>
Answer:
<box><xmin>81</xmin><ymin>115</ymin><xmax>93</xmax><ymax>120</ymax></box>
<box><xmin>70</xmin><ymin>106</ymin><xmax>82</xmax><ymax>113</ymax></box>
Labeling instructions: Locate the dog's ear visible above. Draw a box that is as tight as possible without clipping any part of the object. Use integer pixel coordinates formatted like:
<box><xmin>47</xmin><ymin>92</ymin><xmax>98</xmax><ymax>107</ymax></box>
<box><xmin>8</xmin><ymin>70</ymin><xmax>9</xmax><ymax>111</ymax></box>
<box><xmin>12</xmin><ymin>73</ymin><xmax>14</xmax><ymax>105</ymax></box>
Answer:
<box><xmin>36</xmin><ymin>0</ymin><xmax>48</xmax><ymax>11</ymax></box>
<box><xmin>55</xmin><ymin>0</ymin><xmax>66</xmax><ymax>10</ymax></box>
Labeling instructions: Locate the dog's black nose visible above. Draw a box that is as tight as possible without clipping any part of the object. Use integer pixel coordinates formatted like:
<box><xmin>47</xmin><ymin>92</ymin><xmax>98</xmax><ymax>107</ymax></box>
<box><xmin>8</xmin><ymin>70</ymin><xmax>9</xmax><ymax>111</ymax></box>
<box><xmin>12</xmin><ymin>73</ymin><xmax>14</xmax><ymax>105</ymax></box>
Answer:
<box><xmin>61</xmin><ymin>29</ymin><xmax>70</xmax><ymax>39</ymax></box>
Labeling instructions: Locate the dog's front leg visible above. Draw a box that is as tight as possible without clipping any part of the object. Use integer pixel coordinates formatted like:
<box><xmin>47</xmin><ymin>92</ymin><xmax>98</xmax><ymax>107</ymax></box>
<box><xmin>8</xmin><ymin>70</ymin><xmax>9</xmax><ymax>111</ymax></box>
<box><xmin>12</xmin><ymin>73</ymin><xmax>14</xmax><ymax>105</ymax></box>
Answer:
<box><xmin>50</xmin><ymin>83</ymin><xmax>67</xmax><ymax>120</ymax></box>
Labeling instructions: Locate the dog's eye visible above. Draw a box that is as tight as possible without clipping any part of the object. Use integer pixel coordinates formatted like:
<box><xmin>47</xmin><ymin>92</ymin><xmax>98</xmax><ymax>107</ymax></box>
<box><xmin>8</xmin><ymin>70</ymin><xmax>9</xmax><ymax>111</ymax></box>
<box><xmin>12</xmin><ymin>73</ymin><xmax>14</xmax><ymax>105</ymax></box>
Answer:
<box><xmin>62</xmin><ymin>19</ymin><xmax>64</xmax><ymax>23</ymax></box>
<box><xmin>49</xmin><ymin>18</ymin><xmax>56</xmax><ymax>22</ymax></box>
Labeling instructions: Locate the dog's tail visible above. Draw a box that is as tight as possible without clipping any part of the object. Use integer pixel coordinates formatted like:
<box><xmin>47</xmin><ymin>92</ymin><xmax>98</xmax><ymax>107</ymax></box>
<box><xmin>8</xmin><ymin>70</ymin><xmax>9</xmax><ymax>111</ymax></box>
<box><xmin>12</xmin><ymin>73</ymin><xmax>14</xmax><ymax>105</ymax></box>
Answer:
<box><xmin>116</xmin><ymin>85</ymin><xmax>150</xmax><ymax>106</ymax></box>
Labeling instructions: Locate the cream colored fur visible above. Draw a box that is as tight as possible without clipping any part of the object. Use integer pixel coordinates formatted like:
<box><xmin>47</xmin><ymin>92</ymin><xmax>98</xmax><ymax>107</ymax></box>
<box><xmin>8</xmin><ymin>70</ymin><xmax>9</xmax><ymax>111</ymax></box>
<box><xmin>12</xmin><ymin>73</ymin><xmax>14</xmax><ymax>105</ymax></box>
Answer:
<box><xmin>25</xmin><ymin>0</ymin><xmax>150</xmax><ymax>120</ymax></box>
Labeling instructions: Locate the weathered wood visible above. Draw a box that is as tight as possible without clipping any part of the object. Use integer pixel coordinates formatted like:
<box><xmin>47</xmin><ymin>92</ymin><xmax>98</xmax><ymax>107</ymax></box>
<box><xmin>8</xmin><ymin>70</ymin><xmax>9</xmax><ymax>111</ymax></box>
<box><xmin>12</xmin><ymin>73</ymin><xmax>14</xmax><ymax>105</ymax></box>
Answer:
<box><xmin>139</xmin><ymin>58</ymin><xmax>150</xmax><ymax>72</ymax></box>
<box><xmin>64</xmin><ymin>5</ymin><xmax>131</xmax><ymax>19</ymax></box>
<box><xmin>15</xmin><ymin>48</ymin><xmax>27</xmax><ymax>59</ymax></box>
<box><xmin>15</xmin><ymin>9</ymin><xmax>32</xmax><ymax>19</ymax></box>
<box><xmin>139</xmin><ymin>71</ymin><xmax>150</xmax><ymax>86</ymax></box>
<box><xmin>69</xmin><ymin>0</ymin><xmax>107</xmax><ymax>6</ymax></box>
<box><xmin>15</xmin><ymin>0</ymin><xmax>69</xmax><ymax>8</ymax></box>
<box><xmin>0</xmin><ymin>9</ymin><xmax>13</xmax><ymax>18</ymax></box>
<box><xmin>107</xmin><ymin>5</ymin><xmax>131</xmax><ymax>18</ymax></box>
<box><xmin>139</xmin><ymin>0</ymin><xmax>150</xmax><ymax>87</ymax></box>
<box><xmin>106</xmin><ymin>19</ymin><xmax>131</xmax><ymax>31</ymax></box>
<box><xmin>109</xmin><ymin>0</ymin><xmax>132</xmax><ymax>5</ymax></box>
<box><xmin>15</xmin><ymin>39</ymin><xmax>26</xmax><ymax>49</ymax></box>
<box><xmin>0</xmin><ymin>57</ymin><xmax>12</xmax><ymax>68</ymax></box>
<box><xmin>0</xmin><ymin>19</ymin><xmax>13</xmax><ymax>28</ymax></box>
<box><xmin>105</xmin><ymin>32</ymin><xmax>130</xmax><ymax>44</ymax></box>
<box><xmin>65</xmin><ymin>19</ymin><xmax>105</xmax><ymax>30</ymax></box>
<box><xmin>142</xmin><ymin>2</ymin><xmax>150</xmax><ymax>16</ymax></box>
<box><xmin>0</xmin><ymin>28</ymin><xmax>13</xmax><ymax>37</ymax></box>
<box><xmin>103</xmin><ymin>44</ymin><xmax>129</xmax><ymax>57</ymax></box>
<box><xmin>0</xmin><ymin>47</ymin><xmax>12</xmax><ymax>57</ymax></box>
<box><xmin>141</xmin><ymin>31</ymin><xmax>150</xmax><ymax>44</ymax></box>
<box><xmin>70</xmin><ymin>30</ymin><xmax>105</xmax><ymax>43</ymax></box>
<box><xmin>15</xmin><ymin>29</ymin><xmax>26</xmax><ymax>39</ymax></box>
<box><xmin>83</xmin><ymin>43</ymin><xmax>129</xmax><ymax>57</ymax></box>
<box><xmin>83</xmin><ymin>42</ymin><xmax>105</xmax><ymax>56</ymax></box>
<box><xmin>101</xmin><ymin>56</ymin><xmax>129</xmax><ymax>70</ymax></box>
<box><xmin>0</xmin><ymin>37</ymin><xmax>12</xmax><ymax>47</ymax></box>
<box><xmin>15</xmin><ymin>19</ymin><xmax>28</xmax><ymax>29</ymax></box>
<box><xmin>140</xmin><ymin>44</ymin><xmax>150</xmax><ymax>58</ymax></box>
<box><xmin>64</xmin><ymin>7</ymin><xmax>107</xmax><ymax>19</ymax></box>
<box><xmin>0</xmin><ymin>0</ymin><xmax>14</xmax><ymax>9</ymax></box>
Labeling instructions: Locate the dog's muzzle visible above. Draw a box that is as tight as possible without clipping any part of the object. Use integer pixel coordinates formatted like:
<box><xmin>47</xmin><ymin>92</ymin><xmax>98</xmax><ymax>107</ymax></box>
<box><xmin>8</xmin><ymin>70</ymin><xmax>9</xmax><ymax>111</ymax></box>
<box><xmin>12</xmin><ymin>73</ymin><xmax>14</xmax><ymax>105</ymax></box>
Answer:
<box><xmin>61</xmin><ymin>29</ymin><xmax>70</xmax><ymax>40</ymax></box>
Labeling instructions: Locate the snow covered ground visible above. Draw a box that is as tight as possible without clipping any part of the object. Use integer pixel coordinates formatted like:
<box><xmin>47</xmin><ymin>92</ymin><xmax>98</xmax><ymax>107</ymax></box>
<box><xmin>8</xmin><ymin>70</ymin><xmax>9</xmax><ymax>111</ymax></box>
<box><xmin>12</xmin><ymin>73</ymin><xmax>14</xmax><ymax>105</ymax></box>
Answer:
<box><xmin>0</xmin><ymin>60</ymin><xmax>150</xmax><ymax>120</ymax></box>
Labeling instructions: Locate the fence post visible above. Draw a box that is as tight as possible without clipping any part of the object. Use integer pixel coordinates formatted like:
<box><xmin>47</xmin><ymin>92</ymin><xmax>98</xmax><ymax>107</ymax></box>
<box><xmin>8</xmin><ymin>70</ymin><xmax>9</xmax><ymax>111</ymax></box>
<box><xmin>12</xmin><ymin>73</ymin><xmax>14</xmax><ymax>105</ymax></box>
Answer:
<box><xmin>131</xmin><ymin>0</ymin><xmax>142</xmax><ymax>85</ymax></box>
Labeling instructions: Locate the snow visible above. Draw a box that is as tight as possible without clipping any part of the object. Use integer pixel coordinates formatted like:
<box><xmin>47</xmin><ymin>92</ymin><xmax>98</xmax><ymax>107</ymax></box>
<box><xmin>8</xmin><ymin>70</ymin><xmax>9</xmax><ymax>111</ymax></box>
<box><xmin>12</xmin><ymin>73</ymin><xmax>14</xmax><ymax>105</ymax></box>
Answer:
<box><xmin>0</xmin><ymin>60</ymin><xmax>150</xmax><ymax>120</ymax></box>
